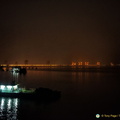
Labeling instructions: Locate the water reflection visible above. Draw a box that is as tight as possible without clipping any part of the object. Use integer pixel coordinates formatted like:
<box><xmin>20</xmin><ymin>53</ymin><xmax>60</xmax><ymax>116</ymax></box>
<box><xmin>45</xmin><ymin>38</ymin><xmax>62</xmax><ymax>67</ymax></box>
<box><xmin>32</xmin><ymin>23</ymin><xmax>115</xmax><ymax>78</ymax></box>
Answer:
<box><xmin>0</xmin><ymin>98</ymin><xmax>19</xmax><ymax>120</ymax></box>
<box><xmin>12</xmin><ymin>72</ymin><xmax>19</xmax><ymax>83</ymax></box>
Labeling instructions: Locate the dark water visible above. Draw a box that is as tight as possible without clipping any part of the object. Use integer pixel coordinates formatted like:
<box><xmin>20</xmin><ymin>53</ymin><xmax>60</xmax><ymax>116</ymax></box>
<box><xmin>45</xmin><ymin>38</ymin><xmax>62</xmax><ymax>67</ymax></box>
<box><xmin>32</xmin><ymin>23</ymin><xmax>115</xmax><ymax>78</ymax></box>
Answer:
<box><xmin>0</xmin><ymin>71</ymin><xmax>120</xmax><ymax>120</ymax></box>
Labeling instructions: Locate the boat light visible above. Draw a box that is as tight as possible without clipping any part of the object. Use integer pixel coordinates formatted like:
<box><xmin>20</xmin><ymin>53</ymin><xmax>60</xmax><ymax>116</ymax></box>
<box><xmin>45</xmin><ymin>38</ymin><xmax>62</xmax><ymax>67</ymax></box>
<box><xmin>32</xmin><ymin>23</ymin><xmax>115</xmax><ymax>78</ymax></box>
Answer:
<box><xmin>7</xmin><ymin>86</ymin><xmax>12</xmax><ymax>89</ymax></box>
<box><xmin>13</xmin><ymin>68</ymin><xmax>19</xmax><ymax>71</ymax></box>
<box><xmin>0</xmin><ymin>85</ymin><xmax>5</xmax><ymax>90</ymax></box>
<box><xmin>13</xmin><ymin>85</ymin><xmax>18</xmax><ymax>89</ymax></box>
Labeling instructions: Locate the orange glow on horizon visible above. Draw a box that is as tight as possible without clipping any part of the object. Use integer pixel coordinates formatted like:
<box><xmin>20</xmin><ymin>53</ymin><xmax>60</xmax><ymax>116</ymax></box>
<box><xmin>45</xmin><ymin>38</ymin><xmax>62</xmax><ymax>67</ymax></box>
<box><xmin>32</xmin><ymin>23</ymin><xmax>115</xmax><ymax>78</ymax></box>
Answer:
<box><xmin>78</xmin><ymin>62</ymin><xmax>82</xmax><ymax>65</ymax></box>
<box><xmin>71</xmin><ymin>62</ymin><xmax>76</xmax><ymax>66</ymax></box>
<box><xmin>97</xmin><ymin>62</ymin><xmax>100</xmax><ymax>66</ymax></box>
<box><xmin>85</xmin><ymin>62</ymin><xmax>89</xmax><ymax>66</ymax></box>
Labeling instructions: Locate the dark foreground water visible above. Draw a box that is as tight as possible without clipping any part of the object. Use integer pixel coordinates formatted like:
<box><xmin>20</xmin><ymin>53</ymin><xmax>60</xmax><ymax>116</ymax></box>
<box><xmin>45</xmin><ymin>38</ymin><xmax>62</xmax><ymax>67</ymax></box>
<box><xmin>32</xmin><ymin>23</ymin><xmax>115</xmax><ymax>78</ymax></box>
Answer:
<box><xmin>0</xmin><ymin>70</ymin><xmax>120</xmax><ymax>120</ymax></box>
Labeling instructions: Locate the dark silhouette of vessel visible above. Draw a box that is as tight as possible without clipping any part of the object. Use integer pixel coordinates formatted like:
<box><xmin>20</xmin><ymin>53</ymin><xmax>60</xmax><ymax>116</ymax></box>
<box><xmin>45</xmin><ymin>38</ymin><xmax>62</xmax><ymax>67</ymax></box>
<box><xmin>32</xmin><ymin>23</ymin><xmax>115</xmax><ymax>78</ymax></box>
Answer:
<box><xmin>0</xmin><ymin>82</ymin><xmax>61</xmax><ymax>102</ymax></box>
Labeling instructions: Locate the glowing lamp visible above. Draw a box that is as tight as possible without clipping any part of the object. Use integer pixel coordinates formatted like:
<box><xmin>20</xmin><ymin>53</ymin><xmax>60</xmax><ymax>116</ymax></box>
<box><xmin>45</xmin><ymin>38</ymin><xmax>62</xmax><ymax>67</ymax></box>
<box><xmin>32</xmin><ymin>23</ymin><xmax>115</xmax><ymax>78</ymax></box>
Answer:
<box><xmin>1</xmin><ymin>85</ymin><xmax>5</xmax><ymax>90</ymax></box>
<box><xmin>13</xmin><ymin>85</ymin><xmax>18</xmax><ymax>90</ymax></box>
<box><xmin>7</xmin><ymin>86</ymin><xmax>12</xmax><ymax>89</ymax></box>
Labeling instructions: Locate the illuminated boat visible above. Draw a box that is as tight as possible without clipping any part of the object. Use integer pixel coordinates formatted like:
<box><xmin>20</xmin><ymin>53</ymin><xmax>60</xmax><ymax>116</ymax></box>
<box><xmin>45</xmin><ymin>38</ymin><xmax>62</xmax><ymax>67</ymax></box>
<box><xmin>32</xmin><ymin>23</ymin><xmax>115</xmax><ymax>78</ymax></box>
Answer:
<box><xmin>0</xmin><ymin>83</ymin><xmax>19</xmax><ymax>93</ymax></box>
<box><xmin>10</xmin><ymin>67</ymin><xmax>20</xmax><ymax>73</ymax></box>
<box><xmin>10</xmin><ymin>67</ymin><xmax>27</xmax><ymax>74</ymax></box>
<box><xmin>0</xmin><ymin>82</ymin><xmax>61</xmax><ymax>102</ymax></box>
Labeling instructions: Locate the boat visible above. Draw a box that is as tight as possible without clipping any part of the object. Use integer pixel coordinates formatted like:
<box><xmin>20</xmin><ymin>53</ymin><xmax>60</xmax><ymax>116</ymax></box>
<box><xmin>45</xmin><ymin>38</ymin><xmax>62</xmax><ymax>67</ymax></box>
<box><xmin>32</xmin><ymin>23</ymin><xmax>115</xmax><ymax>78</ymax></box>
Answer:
<box><xmin>10</xmin><ymin>67</ymin><xmax>27</xmax><ymax>74</ymax></box>
<box><xmin>0</xmin><ymin>81</ymin><xmax>61</xmax><ymax>102</ymax></box>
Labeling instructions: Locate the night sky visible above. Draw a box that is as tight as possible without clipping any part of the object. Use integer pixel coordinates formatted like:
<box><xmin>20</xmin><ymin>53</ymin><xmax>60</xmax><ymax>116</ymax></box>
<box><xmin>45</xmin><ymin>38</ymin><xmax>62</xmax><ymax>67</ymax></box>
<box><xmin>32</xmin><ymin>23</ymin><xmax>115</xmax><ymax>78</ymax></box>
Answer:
<box><xmin>0</xmin><ymin>0</ymin><xmax>120</xmax><ymax>64</ymax></box>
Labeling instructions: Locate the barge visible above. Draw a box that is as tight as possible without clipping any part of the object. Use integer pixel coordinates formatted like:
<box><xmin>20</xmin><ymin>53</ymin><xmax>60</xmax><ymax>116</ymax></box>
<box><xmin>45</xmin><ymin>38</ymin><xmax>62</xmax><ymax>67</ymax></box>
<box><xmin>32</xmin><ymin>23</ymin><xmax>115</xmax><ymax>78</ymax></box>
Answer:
<box><xmin>0</xmin><ymin>83</ymin><xmax>61</xmax><ymax>102</ymax></box>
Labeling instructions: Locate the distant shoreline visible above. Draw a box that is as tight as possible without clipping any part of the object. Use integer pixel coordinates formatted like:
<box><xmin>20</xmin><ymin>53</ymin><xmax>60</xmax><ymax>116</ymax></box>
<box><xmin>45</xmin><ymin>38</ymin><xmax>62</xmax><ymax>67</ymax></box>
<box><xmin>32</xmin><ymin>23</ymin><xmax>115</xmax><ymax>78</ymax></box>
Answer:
<box><xmin>28</xmin><ymin>66</ymin><xmax>120</xmax><ymax>73</ymax></box>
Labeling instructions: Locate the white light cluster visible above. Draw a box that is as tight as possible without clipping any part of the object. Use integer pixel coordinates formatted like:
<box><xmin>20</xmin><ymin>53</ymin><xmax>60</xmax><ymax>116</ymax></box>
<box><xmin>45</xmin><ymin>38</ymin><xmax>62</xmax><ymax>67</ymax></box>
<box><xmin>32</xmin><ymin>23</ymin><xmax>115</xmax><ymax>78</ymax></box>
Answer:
<box><xmin>0</xmin><ymin>85</ymin><xmax>18</xmax><ymax>90</ymax></box>
<box><xmin>13</xmin><ymin>85</ymin><xmax>18</xmax><ymax>89</ymax></box>
<box><xmin>7</xmin><ymin>86</ymin><xmax>12</xmax><ymax>89</ymax></box>
<box><xmin>0</xmin><ymin>85</ymin><xmax>5</xmax><ymax>90</ymax></box>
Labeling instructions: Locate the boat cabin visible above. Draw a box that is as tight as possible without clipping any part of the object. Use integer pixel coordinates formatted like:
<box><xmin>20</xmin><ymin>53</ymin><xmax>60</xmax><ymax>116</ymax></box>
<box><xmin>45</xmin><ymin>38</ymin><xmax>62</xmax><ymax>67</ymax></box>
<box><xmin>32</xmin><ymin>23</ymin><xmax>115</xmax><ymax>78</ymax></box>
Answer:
<box><xmin>0</xmin><ymin>84</ymin><xmax>19</xmax><ymax>93</ymax></box>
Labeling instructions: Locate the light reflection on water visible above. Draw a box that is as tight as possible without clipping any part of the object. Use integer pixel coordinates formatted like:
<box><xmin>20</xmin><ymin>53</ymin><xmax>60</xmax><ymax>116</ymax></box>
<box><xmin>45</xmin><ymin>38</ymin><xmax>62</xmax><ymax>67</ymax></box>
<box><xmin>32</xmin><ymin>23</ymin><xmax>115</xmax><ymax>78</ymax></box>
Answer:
<box><xmin>0</xmin><ymin>98</ymin><xmax>19</xmax><ymax>120</ymax></box>
<box><xmin>0</xmin><ymin>71</ymin><xmax>120</xmax><ymax>119</ymax></box>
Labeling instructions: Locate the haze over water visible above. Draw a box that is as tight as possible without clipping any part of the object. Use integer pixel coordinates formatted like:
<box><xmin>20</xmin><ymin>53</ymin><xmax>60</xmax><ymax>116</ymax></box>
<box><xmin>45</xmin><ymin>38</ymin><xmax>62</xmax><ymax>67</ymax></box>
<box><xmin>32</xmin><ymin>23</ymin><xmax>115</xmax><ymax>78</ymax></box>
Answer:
<box><xmin>0</xmin><ymin>70</ymin><xmax>119</xmax><ymax>119</ymax></box>
<box><xmin>0</xmin><ymin>1</ymin><xmax>120</xmax><ymax>64</ymax></box>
